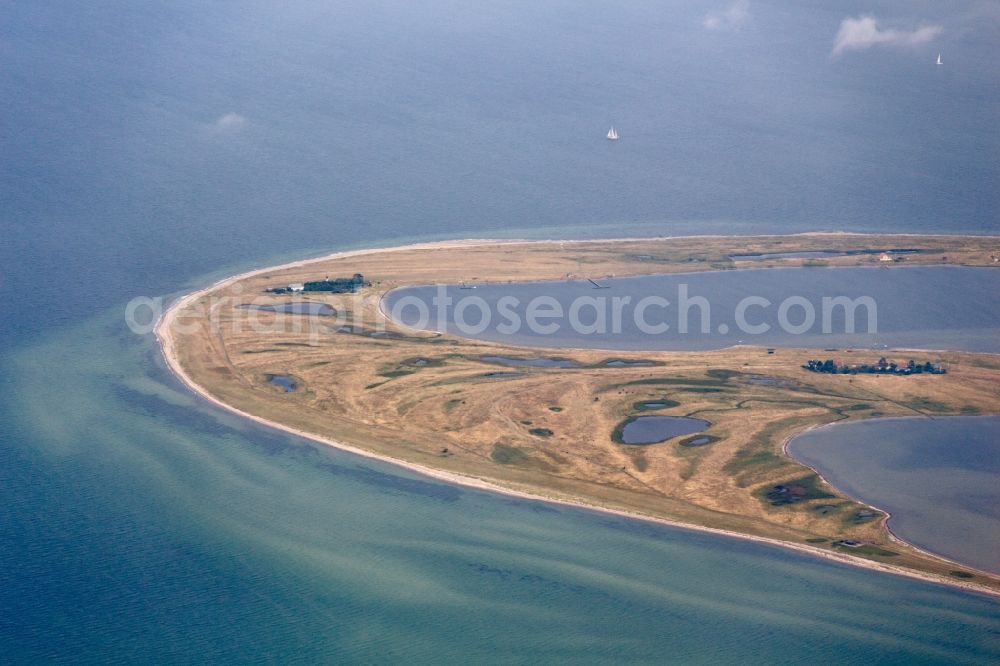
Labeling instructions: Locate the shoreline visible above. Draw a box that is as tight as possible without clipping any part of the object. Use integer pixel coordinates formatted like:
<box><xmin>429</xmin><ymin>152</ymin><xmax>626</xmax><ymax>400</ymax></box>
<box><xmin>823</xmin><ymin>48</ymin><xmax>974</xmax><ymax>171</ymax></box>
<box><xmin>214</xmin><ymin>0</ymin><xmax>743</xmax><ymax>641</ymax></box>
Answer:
<box><xmin>154</xmin><ymin>234</ymin><xmax>1000</xmax><ymax>600</ymax></box>
<box><xmin>782</xmin><ymin>416</ymin><xmax>1000</xmax><ymax>576</ymax></box>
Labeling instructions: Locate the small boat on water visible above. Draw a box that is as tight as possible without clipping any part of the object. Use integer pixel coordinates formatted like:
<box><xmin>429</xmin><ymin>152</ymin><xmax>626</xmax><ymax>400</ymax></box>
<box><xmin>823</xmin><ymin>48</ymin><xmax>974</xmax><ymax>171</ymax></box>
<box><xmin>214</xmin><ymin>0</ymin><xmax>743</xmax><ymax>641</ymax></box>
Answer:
<box><xmin>606</xmin><ymin>126</ymin><xmax>619</xmax><ymax>141</ymax></box>
<box><xmin>936</xmin><ymin>53</ymin><xmax>943</xmax><ymax>65</ymax></box>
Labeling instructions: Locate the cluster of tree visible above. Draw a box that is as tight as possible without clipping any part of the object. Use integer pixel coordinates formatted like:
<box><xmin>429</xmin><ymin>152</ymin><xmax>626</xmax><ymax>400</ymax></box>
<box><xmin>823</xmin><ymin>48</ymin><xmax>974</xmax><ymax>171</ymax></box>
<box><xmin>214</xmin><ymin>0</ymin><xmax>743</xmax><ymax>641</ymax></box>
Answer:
<box><xmin>266</xmin><ymin>274</ymin><xmax>369</xmax><ymax>294</ymax></box>
<box><xmin>304</xmin><ymin>273</ymin><xmax>367</xmax><ymax>293</ymax></box>
<box><xmin>803</xmin><ymin>357</ymin><xmax>946</xmax><ymax>375</ymax></box>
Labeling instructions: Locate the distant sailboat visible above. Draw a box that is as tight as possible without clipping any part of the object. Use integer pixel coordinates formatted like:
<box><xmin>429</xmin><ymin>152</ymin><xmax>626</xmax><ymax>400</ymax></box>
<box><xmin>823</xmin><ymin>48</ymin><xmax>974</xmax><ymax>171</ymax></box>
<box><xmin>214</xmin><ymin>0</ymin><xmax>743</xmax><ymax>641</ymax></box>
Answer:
<box><xmin>606</xmin><ymin>126</ymin><xmax>619</xmax><ymax>141</ymax></box>
<box><xmin>936</xmin><ymin>53</ymin><xmax>942</xmax><ymax>65</ymax></box>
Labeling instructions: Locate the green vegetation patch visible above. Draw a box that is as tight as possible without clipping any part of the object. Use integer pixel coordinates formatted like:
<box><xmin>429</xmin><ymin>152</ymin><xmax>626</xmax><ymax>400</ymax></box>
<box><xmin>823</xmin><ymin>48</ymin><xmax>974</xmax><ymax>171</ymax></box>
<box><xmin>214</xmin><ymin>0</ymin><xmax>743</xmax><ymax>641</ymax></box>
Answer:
<box><xmin>726</xmin><ymin>450</ymin><xmax>782</xmax><ymax>479</ymax></box>
<box><xmin>812</xmin><ymin>503</ymin><xmax>841</xmax><ymax>516</ymax></box>
<box><xmin>724</xmin><ymin>415</ymin><xmax>814</xmax><ymax>486</ymax></box>
<box><xmin>845</xmin><ymin>508</ymin><xmax>880</xmax><ymax>525</ymax></box>
<box><xmin>491</xmin><ymin>444</ymin><xmax>528</xmax><ymax>465</ymax></box>
<box><xmin>832</xmin><ymin>542</ymin><xmax>898</xmax><ymax>558</ymax></box>
<box><xmin>489</xmin><ymin>443</ymin><xmax>555</xmax><ymax>471</ymax></box>
<box><xmin>401</xmin><ymin>356</ymin><xmax>445</xmax><ymax>368</ymax></box>
<box><xmin>905</xmin><ymin>396</ymin><xmax>951</xmax><ymax>413</ymax></box>
<box><xmin>548</xmin><ymin>406</ymin><xmax>563</xmax><ymax>412</ymax></box>
<box><xmin>610</xmin><ymin>418</ymin><xmax>633</xmax><ymax>445</ymax></box>
<box><xmin>757</xmin><ymin>474</ymin><xmax>834</xmax><ymax>507</ymax></box>
<box><xmin>528</xmin><ymin>427</ymin><xmax>554</xmax><ymax>438</ymax></box>
<box><xmin>621</xmin><ymin>377</ymin><xmax>728</xmax><ymax>388</ymax></box>
<box><xmin>378</xmin><ymin>369</ymin><xmax>416</xmax><ymax>379</ymax></box>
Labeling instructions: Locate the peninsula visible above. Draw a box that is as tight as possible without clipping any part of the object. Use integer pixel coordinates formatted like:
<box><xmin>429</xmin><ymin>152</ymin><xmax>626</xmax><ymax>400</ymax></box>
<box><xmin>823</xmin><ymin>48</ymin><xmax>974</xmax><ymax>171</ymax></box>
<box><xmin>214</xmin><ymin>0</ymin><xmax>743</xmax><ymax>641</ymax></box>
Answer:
<box><xmin>157</xmin><ymin>233</ymin><xmax>1000</xmax><ymax>595</ymax></box>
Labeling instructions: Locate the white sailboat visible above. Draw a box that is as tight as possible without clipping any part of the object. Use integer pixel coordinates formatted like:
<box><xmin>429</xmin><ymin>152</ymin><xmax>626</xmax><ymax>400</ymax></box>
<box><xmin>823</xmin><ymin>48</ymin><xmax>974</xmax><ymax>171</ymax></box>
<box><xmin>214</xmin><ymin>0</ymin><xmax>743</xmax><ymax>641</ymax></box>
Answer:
<box><xmin>936</xmin><ymin>53</ymin><xmax>942</xmax><ymax>65</ymax></box>
<box><xmin>606</xmin><ymin>126</ymin><xmax>619</xmax><ymax>141</ymax></box>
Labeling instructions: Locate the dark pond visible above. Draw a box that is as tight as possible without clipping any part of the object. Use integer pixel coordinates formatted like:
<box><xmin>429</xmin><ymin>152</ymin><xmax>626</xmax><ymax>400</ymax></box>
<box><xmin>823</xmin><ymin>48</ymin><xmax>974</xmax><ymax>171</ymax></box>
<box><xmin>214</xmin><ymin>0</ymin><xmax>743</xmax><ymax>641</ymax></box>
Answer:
<box><xmin>618</xmin><ymin>416</ymin><xmax>710</xmax><ymax>445</ymax></box>
<box><xmin>744</xmin><ymin>376</ymin><xmax>793</xmax><ymax>387</ymax></box>
<box><xmin>729</xmin><ymin>249</ymin><xmax>921</xmax><ymax>261</ymax></box>
<box><xmin>729</xmin><ymin>251</ymin><xmax>849</xmax><ymax>261</ymax></box>
<box><xmin>480</xmin><ymin>355</ymin><xmax>580</xmax><ymax>368</ymax></box>
<box><xmin>603</xmin><ymin>359</ymin><xmax>657</xmax><ymax>367</ymax></box>
<box><xmin>634</xmin><ymin>400</ymin><xmax>680</xmax><ymax>411</ymax></box>
<box><xmin>239</xmin><ymin>302</ymin><xmax>337</xmax><ymax>316</ymax></box>
<box><xmin>266</xmin><ymin>374</ymin><xmax>297</xmax><ymax>392</ymax></box>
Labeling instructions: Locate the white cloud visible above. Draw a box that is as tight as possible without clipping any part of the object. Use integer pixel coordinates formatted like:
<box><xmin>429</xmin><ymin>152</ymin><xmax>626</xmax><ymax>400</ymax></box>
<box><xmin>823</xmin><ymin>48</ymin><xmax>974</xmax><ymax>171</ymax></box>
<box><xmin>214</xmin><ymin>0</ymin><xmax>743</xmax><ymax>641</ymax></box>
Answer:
<box><xmin>703</xmin><ymin>0</ymin><xmax>750</xmax><ymax>31</ymax></box>
<box><xmin>831</xmin><ymin>15</ymin><xmax>942</xmax><ymax>56</ymax></box>
<box><xmin>211</xmin><ymin>112</ymin><xmax>247</xmax><ymax>131</ymax></box>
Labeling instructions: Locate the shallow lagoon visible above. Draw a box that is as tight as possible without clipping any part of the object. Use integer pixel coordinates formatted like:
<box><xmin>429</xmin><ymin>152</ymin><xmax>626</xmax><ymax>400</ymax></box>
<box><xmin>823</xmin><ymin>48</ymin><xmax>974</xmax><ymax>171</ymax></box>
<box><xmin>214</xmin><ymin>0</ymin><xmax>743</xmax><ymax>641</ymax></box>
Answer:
<box><xmin>386</xmin><ymin>266</ymin><xmax>1000</xmax><ymax>352</ymax></box>
<box><xmin>788</xmin><ymin>416</ymin><xmax>1000</xmax><ymax>574</ymax></box>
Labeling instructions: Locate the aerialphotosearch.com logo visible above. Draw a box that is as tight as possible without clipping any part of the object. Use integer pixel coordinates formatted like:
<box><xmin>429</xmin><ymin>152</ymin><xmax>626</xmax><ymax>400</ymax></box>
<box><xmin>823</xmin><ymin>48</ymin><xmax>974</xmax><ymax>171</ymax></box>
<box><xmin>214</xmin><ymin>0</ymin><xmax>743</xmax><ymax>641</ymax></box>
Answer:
<box><xmin>125</xmin><ymin>282</ymin><xmax>879</xmax><ymax>342</ymax></box>
<box><xmin>387</xmin><ymin>284</ymin><xmax>878</xmax><ymax>339</ymax></box>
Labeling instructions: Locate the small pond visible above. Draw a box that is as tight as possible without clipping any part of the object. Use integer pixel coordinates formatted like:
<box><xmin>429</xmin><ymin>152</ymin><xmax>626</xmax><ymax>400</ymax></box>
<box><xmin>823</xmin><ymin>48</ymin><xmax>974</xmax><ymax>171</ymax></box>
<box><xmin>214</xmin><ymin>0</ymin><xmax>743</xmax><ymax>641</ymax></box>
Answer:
<box><xmin>480</xmin><ymin>355</ymin><xmax>580</xmax><ymax>368</ymax></box>
<box><xmin>240</xmin><ymin>302</ymin><xmax>337</xmax><ymax>316</ymax></box>
<box><xmin>634</xmin><ymin>399</ymin><xmax>680</xmax><ymax>411</ymax></box>
<box><xmin>602</xmin><ymin>359</ymin><xmax>657</xmax><ymax>367</ymax></box>
<box><xmin>266</xmin><ymin>374</ymin><xmax>297</xmax><ymax>392</ymax></box>
<box><xmin>744</xmin><ymin>376</ymin><xmax>793</xmax><ymax>387</ymax></box>
<box><xmin>680</xmin><ymin>436</ymin><xmax>715</xmax><ymax>447</ymax></box>
<box><xmin>729</xmin><ymin>251</ymin><xmax>849</xmax><ymax>261</ymax></box>
<box><xmin>617</xmin><ymin>416</ymin><xmax>710</xmax><ymax>445</ymax></box>
<box><xmin>729</xmin><ymin>249</ymin><xmax>921</xmax><ymax>261</ymax></box>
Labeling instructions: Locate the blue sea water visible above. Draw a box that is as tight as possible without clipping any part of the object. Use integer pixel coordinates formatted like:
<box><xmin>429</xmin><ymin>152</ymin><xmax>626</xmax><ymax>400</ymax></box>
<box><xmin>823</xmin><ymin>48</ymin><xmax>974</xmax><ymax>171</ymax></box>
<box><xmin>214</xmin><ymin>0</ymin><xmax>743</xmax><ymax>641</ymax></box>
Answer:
<box><xmin>2</xmin><ymin>1</ymin><xmax>999</xmax><ymax>662</ymax></box>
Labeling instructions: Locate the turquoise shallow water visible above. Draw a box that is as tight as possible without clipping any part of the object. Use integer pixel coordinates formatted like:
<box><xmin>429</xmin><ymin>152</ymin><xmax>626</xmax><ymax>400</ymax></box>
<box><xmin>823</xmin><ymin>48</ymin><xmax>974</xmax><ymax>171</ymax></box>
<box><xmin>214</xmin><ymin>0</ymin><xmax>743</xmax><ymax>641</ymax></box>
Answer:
<box><xmin>3</xmin><ymin>0</ymin><xmax>1000</xmax><ymax>661</ymax></box>
<box><xmin>2</xmin><ymin>310</ymin><xmax>999</xmax><ymax>663</ymax></box>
